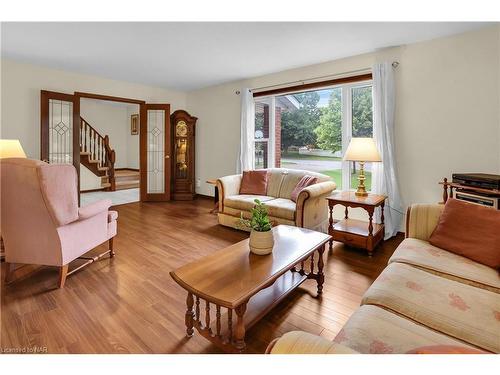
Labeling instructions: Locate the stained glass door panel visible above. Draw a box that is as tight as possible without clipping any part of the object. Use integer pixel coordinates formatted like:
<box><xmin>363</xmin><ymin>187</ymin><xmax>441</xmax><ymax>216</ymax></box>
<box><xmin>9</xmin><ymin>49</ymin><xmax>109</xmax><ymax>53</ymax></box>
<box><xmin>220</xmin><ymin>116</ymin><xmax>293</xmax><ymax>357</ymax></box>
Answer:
<box><xmin>40</xmin><ymin>90</ymin><xmax>80</xmax><ymax>172</ymax></box>
<box><xmin>140</xmin><ymin>104</ymin><xmax>171</xmax><ymax>201</ymax></box>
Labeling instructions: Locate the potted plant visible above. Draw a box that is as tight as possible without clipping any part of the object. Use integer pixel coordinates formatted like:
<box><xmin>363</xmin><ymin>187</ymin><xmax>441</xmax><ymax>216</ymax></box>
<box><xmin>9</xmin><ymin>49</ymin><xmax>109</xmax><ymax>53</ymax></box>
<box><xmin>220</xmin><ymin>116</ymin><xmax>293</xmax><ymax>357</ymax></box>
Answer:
<box><xmin>239</xmin><ymin>199</ymin><xmax>274</xmax><ymax>255</ymax></box>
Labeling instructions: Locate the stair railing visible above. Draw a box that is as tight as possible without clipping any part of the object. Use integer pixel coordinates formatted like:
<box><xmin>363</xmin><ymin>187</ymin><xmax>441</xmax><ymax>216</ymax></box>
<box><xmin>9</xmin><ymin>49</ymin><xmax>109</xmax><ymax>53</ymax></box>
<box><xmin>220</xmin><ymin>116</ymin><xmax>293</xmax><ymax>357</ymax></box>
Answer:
<box><xmin>80</xmin><ymin>117</ymin><xmax>116</xmax><ymax>191</ymax></box>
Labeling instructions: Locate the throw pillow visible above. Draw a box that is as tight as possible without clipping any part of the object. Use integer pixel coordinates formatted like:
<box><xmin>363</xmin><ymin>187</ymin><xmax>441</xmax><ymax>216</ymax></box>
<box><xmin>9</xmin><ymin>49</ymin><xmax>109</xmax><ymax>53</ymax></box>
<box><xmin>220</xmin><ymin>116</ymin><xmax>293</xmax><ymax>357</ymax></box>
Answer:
<box><xmin>239</xmin><ymin>170</ymin><xmax>269</xmax><ymax>196</ymax></box>
<box><xmin>428</xmin><ymin>198</ymin><xmax>500</xmax><ymax>269</ymax></box>
<box><xmin>290</xmin><ymin>175</ymin><xmax>318</xmax><ymax>202</ymax></box>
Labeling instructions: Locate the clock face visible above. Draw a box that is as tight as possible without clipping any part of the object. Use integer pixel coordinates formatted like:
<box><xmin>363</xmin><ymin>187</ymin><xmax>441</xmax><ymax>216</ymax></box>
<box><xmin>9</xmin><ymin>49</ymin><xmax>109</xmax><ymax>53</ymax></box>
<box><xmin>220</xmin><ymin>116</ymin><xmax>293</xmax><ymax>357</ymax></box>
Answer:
<box><xmin>176</xmin><ymin>121</ymin><xmax>188</xmax><ymax>137</ymax></box>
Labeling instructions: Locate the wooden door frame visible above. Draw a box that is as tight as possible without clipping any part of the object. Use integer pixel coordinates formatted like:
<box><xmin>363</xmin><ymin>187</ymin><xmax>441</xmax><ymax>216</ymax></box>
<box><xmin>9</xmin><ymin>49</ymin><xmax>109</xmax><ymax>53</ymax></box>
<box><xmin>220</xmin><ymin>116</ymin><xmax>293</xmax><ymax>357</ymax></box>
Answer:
<box><xmin>40</xmin><ymin>90</ymin><xmax>81</xmax><ymax>181</ymax></box>
<box><xmin>140</xmin><ymin>103</ymin><xmax>171</xmax><ymax>202</ymax></box>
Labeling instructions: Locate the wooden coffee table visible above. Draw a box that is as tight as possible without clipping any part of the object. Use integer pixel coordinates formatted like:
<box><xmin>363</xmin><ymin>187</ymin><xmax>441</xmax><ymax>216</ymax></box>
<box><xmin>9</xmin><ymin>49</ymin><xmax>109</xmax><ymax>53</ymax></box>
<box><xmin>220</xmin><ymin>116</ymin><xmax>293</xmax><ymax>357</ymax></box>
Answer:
<box><xmin>170</xmin><ymin>225</ymin><xmax>331</xmax><ymax>353</ymax></box>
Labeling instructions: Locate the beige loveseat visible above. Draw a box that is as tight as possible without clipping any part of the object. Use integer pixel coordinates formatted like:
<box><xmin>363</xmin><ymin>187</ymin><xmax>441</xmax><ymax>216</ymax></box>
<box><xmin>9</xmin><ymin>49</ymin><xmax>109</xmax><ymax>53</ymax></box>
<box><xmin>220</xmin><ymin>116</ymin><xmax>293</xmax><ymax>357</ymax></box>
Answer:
<box><xmin>217</xmin><ymin>168</ymin><xmax>336</xmax><ymax>232</ymax></box>
<box><xmin>267</xmin><ymin>203</ymin><xmax>500</xmax><ymax>354</ymax></box>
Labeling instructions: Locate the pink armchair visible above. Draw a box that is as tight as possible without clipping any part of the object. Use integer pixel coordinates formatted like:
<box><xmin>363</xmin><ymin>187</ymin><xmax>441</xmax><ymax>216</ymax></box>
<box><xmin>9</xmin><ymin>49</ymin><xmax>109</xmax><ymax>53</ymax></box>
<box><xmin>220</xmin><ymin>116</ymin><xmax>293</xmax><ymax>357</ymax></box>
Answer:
<box><xmin>0</xmin><ymin>158</ymin><xmax>118</xmax><ymax>288</ymax></box>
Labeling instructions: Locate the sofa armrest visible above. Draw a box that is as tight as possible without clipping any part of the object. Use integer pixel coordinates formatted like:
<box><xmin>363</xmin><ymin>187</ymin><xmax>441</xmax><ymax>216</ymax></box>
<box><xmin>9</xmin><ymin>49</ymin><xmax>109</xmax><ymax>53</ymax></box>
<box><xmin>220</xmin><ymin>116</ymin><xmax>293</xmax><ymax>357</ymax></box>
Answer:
<box><xmin>78</xmin><ymin>199</ymin><xmax>112</xmax><ymax>220</ymax></box>
<box><xmin>266</xmin><ymin>331</ymin><xmax>358</xmax><ymax>354</ymax></box>
<box><xmin>406</xmin><ymin>203</ymin><xmax>444</xmax><ymax>241</ymax></box>
<box><xmin>217</xmin><ymin>174</ymin><xmax>242</xmax><ymax>211</ymax></box>
<box><xmin>295</xmin><ymin>181</ymin><xmax>336</xmax><ymax>229</ymax></box>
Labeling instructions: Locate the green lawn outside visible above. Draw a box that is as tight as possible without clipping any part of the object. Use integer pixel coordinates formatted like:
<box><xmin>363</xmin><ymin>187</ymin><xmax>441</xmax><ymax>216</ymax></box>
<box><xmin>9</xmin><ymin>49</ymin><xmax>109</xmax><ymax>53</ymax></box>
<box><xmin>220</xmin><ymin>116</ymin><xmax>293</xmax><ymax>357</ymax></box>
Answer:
<box><xmin>281</xmin><ymin>151</ymin><xmax>341</xmax><ymax>161</ymax></box>
<box><xmin>319</xmin><ymin>170</ymin><xmax>372</xmax><ymax>191</ymax></box>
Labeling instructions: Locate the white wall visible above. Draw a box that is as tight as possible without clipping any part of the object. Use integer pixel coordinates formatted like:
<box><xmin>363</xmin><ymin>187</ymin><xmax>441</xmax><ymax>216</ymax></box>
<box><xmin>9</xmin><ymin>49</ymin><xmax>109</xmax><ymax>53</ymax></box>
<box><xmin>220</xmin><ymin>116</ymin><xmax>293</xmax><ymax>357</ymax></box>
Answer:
<box><xmin>187</xmin><ymin>25</ymin><xmax>500</xmax><ymax>227</ymax></box>
<box><xmin>126</xmin><ymin>105</ymin><xmax>140</xmax><ymax>170</ymax></box>
<box><xmin>0</xmin><ymin>59</ymin><xmax>187</xmax><ymax>160</ymax></box>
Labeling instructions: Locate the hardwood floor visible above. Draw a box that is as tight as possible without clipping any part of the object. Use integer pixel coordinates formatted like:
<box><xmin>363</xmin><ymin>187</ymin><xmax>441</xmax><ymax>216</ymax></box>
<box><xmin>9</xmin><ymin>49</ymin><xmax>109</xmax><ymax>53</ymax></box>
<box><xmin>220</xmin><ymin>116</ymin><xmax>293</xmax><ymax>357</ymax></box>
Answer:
<box><xmin>0</xmin><ymin>198</ymin><xmax>403</xmax><ymax>354</ymax></box>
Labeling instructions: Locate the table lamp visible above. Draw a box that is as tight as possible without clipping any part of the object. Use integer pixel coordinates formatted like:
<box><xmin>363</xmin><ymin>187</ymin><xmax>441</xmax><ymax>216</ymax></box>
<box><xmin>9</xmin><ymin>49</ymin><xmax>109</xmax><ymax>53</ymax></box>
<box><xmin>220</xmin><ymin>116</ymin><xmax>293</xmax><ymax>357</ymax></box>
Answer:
<box><xmin>0</xmin><ymin>139</ymin><xmax>26</xmax><ymax>259</ymax></box>
<box><xmin>0</xmin><ymin>139</ymin><xmax>26</xmax><ymax>159</ymax></box>
<box><xmin>344</xmin><ymin>137</ymin><xmax>381</xmax><ymax>197</ymax></box>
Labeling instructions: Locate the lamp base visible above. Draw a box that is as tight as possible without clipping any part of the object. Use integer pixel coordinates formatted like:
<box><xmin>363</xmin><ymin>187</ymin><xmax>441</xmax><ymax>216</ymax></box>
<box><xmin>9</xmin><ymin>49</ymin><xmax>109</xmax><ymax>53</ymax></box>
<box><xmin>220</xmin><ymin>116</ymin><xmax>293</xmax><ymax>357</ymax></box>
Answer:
<box><xmin>354</xmin><ymin>161</ymin><xmax>368</xmax><ymax>197</ymax></box>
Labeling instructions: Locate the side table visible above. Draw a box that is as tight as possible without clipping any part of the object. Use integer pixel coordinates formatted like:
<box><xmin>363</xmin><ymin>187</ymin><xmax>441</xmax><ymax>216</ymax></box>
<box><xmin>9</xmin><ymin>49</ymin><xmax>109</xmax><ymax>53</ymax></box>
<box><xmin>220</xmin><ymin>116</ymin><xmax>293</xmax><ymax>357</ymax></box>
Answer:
<box><xmin>326</xmin><ymin>191</ymin><xmax>387</xmax><ymax>256</ymax></box>
<box><xmin>206</xmin><ymin>179</ymin><xmax>219</xmax><ymax>214</ymax></box>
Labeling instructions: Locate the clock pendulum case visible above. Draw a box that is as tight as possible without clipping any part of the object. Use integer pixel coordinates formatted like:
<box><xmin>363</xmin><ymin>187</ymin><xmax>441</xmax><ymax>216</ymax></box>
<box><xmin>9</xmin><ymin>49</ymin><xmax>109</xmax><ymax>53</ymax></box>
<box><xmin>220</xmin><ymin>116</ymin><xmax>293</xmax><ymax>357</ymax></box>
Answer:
<box><xmin>170</xmin><ymin>110</ymin><xmax>198</xmax><ymax>200</ymax></box>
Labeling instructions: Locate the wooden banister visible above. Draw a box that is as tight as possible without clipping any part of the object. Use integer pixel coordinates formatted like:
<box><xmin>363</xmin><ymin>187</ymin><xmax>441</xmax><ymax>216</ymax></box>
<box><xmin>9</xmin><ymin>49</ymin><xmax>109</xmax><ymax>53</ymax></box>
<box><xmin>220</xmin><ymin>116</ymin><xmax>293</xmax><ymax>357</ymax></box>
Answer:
<box><xmin>80</xmin><ymin>117</ymin><xmax>116</xmax><ymax>191</ymax></box>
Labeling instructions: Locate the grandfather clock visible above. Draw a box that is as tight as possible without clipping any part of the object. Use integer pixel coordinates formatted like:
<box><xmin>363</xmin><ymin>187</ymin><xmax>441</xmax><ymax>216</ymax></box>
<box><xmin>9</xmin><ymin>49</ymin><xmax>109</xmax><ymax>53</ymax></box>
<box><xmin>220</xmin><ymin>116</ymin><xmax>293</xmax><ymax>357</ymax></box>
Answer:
<box><xmin>171</xmin><ymin>110</ymin><xmax>197</xmax><ymax>200</ymax></box>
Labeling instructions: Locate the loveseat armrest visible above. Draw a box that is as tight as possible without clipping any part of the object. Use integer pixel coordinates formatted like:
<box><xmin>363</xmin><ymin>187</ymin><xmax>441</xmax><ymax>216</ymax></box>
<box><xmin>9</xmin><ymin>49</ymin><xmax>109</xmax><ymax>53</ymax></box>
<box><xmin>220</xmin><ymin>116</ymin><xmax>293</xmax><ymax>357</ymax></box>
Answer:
<box><xmin>296</xmin><ymin>181</ymin><xmax>336</xmax><ymax>229</ymax></box>
<box><xmin>217</xmin><ymin>174</ymin><xmax>242</xmax><ymax>211</ymax></box>
<box><xmin>78</xmin><ymin>199</ymin><xmax>112</xmax><ymax>221</ymax></box>
<box><xmin>406</xmin><ymin>203</ymin><xmax>444</xmax><ymax>241</ymax></box>
<box><xmin>266</xmin><ymin>331</ymin><xmax>358</xmax><ymax>354</ymax></box>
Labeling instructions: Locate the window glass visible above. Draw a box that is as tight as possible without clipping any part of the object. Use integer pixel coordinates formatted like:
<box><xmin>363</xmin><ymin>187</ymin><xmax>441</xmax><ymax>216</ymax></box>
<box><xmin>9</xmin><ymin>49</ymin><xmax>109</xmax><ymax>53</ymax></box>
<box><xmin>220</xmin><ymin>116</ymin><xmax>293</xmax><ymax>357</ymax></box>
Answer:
<box><xmin>254</xmin><ymin>81</ymin><xmax>373</xmax><ymax>192</ymax></box>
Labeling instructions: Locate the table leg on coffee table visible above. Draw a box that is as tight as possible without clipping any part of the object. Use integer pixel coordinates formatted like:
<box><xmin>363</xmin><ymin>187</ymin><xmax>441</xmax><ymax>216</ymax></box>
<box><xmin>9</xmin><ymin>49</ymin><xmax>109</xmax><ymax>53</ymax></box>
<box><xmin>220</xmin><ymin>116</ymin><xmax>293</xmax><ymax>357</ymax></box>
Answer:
<box><xmin>234</xmin><ymin>303</ymin><xmax>247</xmax><ymax>352</ymax></box>
<box><xmin>317</xmin><ymin>244</ymin><xmax>325</xmax><ymax>295</ymax></box>
<box><xmin>185</xmin><ymin>292</ymin><xmax>195</xmax><ymax>337</ymax></box>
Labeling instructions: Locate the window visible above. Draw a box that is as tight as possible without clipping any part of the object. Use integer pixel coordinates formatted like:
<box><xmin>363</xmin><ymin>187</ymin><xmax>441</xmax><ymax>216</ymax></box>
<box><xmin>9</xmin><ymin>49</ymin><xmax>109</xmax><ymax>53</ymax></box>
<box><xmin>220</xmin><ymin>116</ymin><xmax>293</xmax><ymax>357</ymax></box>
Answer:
<box><xmin>253</xmin><ymin>79</ymin><xmax>373</xmax><ymax>191</ymax></box>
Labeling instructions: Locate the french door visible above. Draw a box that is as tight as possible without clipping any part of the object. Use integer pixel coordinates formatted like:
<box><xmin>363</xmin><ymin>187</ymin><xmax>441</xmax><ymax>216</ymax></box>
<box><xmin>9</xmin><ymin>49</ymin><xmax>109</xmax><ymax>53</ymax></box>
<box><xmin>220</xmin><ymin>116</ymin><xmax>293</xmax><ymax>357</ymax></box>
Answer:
<box><xmin>40</xmin><ymin>90</ymin><xmax>80</xmax><ymax>176</ymax></box>
<box><xmin>140</xmin><ymin>104</ymin><xmax>171</xmax><ymax>201</ymax></box>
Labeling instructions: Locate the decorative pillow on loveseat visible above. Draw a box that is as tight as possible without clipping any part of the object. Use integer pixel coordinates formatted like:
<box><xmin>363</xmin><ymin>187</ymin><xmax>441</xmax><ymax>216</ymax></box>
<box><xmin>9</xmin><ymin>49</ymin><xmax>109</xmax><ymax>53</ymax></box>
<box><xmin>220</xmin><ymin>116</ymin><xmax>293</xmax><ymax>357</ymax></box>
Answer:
<box><xmin>290</xmin><ymin>175</ymin><xmax>318</xmax><ymax>202</ymax></box>
<box><xmin>239</xmin><ymin>170</ymin><xmax>269</xmax><ymax>196</ymax></box>
<box><xmin>428</xmin><ymin>198</ymin><xmax>500</xmax><ymax>269</ymax></box>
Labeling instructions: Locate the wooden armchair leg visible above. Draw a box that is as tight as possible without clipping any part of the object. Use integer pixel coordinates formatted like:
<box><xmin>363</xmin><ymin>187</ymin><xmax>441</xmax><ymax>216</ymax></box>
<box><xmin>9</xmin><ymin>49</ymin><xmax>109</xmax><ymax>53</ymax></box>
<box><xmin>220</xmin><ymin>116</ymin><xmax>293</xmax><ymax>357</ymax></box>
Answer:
<box><xmin>109</xmin><ymin>238</ymin><xmax>115</xmax><ymax>258</ymax></box>
<box><xmin>58</xmin><ymin>264</ymin><xmax>68</xmax><ymax>288</ymax></box>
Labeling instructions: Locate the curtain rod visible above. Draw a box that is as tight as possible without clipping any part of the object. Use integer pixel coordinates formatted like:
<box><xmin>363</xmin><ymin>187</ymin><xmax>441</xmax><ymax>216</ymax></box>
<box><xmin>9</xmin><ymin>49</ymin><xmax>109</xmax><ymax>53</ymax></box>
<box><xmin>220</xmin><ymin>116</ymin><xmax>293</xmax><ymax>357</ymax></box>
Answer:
<box><xmin>235</xmin><ymin>61</ymin><xmax>399</xmax><ymax>95</ymax></box>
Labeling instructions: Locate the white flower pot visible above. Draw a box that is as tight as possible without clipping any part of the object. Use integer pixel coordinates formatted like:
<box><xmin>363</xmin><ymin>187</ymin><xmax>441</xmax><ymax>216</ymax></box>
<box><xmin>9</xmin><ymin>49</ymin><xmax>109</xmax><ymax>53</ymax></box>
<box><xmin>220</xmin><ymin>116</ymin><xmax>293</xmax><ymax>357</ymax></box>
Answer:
<box><xmin>249</xmin><ymin>229</ymin><xmax>274</xmax><ymax>255</ymax></box>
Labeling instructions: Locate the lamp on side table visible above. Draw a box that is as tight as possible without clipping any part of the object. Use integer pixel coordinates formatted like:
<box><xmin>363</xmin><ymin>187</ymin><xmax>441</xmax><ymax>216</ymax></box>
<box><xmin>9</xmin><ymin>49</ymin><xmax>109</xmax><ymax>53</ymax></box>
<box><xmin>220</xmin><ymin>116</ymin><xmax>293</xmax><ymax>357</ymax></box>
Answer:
<box><xmin>344</xmin><ymin>137</ymin><xmax>381</xmax><ymax>197</ymax></box>
<box><xmin>0</xmin><ymin>139</ymin><xmax>27</xmax><ymax>260</ymax></box>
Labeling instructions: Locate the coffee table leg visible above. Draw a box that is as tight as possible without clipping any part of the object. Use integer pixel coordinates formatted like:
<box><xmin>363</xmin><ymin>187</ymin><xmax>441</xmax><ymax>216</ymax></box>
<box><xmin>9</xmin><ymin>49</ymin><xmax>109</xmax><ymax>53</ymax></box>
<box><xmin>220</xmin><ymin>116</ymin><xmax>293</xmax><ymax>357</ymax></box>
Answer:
<box><xmin>317</xmin><ymin>245</ymin><xmax>325</xmax><ymax>295</ymax></box>
<box><xmin>234</xmin><ymin>303</ymin><xmax>247</xmax><ymax>352</ymax></box>
<box><xmin>185</xmin><ymin>292</ymin><xmax>195</xmax><ymax>337</ymax></box>
<box><xmin>328</xmin><ymin>204</ymin><xmax>334</xmax><ymax>251</ymax></box>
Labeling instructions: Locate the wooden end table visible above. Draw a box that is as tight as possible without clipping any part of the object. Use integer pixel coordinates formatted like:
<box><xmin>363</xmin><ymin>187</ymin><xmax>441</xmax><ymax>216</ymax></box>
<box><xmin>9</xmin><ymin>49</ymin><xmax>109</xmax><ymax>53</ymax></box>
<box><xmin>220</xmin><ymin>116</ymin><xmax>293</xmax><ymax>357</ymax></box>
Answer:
<box><xmin>206</xmin><ymin>179</ymin><xmax>219</xmax><ymax>214</ymax></box>
<box><xmin>326</xmin><ymin>191</ymin><xmax>387</xmax><ymax>256</ymax></box>
<box><xmin>170</xmin><ymin>225</ymin><xmax>331</xmax><ymax>353</ymax></box>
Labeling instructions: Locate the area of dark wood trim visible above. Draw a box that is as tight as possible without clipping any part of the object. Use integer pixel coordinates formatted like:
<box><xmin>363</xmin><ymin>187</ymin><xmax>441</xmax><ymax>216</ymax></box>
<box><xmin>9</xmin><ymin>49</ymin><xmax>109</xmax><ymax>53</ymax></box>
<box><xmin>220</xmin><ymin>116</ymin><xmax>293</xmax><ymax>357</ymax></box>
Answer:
<box><xmin>75</xmin><ymin>92</ymin><xmax>145</xmax><ymax>105</ymax></box>
<box><xmin>253</xmin><ymin>73</ymin><xmax>372</xmax><ymax>98</ymax></box>
<box><xmin>115</xmin><ymin>168</ymin><xmax>140</xmax><ymax>172</ymax></box>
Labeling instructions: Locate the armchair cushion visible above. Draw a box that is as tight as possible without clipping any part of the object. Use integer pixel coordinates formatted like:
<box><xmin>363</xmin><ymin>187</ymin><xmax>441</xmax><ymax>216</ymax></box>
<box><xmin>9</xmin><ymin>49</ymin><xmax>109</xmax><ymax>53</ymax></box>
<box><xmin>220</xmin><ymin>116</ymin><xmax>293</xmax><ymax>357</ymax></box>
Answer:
<box><xmin>429</xmin><ymin>198</ymin><xmax>500</xmax><ymax>269</ymax></box>
<box><xmin>37</xmin><ymin>164</ymin><xmax>79</xmax><ymax>226</ymax></box>
<box><xmin>78</xmin><ymin>199</ymin><xmax>112</xmax><ymax>220</ymax></box>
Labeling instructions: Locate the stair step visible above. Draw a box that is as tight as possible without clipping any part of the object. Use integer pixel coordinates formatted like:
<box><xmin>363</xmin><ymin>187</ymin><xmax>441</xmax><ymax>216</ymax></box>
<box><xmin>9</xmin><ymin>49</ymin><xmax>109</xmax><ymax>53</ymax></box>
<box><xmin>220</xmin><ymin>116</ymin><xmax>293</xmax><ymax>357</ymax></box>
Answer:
<box><xmin>115</xmin><ymin>180</ymin><xmax>140</xmax><ymax>190</ymax></box>
<box><xmin>101</xmin><ymin>182</ymin><xmax>111</xmax><ymax>189</ymax></box>
<box><xmin>98</xmin><ymin>166</ymin><xmax>109</xmax><ymax>171</ymax></box>
<box><xmin>80</xmin><ymin>151</ymin><xmax>90</xmax><ymax>155</ymax></box>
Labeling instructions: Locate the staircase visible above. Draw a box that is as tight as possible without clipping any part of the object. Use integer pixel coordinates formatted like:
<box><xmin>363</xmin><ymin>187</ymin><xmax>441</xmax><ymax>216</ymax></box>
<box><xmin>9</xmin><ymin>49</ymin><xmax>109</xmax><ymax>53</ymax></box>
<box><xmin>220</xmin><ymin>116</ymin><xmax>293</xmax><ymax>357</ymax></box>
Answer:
<box><xmin>80</xmin><ymin>117</ymin><xmax>116</xmax><ymax>191</ymax></box>
<box><xmin>110</xmin><ymin>169</ymin><xmax>140</xmax><ymax>191</ymax></box>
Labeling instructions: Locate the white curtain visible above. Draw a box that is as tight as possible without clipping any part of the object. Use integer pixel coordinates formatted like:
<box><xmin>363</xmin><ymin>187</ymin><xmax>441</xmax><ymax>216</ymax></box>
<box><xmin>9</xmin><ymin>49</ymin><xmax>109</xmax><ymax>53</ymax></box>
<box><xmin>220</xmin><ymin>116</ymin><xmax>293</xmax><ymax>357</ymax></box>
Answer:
<box><xmin>371</xmin><ymin>62</ymin><xmax>403</xmax><ymax>239</ymax></box>
<box><xmin>236</xmin><ymin>88</ymin><xmax>255</xmax><ymax>173</ymax></box>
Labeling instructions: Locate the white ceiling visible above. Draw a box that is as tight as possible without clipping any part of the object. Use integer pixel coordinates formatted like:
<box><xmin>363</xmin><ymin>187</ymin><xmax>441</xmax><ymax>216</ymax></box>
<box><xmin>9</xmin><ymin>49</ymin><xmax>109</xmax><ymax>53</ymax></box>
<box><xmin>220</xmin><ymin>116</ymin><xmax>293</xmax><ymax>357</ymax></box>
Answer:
<box><xmin>1</xmin><ymin>22</ymin><xmax>491</xmax><ymax>91</ymax></box>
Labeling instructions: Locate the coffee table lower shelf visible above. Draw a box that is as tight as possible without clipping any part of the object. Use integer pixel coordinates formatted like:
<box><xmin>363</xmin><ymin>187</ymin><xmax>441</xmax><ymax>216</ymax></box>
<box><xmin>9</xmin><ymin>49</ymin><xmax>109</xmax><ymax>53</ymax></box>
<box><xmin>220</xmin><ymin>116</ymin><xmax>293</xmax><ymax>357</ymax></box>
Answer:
<box><xmin>192</xmin><ymin>271</ymin><xmax>309</xmax><ymax>353</ymax></box>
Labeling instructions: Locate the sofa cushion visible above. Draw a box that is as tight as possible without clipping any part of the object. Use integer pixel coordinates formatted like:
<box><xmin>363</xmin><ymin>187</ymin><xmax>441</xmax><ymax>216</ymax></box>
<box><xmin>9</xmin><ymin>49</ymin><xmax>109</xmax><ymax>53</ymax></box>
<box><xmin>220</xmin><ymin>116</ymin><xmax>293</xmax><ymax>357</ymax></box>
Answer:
<box><xmin>270</xmin><ymin>331</ymin><xmax>358</xmax><ymax>354</ymax></box>
<box><xmin>239</xmin><ymin>170</ymin><xmax>269</xmax><ymax>195</ymax></box>
<box><xmin>389</xmin><ymin>238</ymin><xmax>500</xmax><ymax>293</ymax></box>
<box><xmin>428</xmin><ymin>198</ymin><xmax>500</xmax><ymax>269</ymax></box>
<box><xmin>290</xmin><ymin>175</ymin><xmax>318</xmax><ymax>202</ymax></box>
<box><xmin>263</xmin><ymin>198</ymin><xmax>296</xmax><ymax>221</ymax></box>
<box><xmin>362</xmin><ymin>262</ymin><xmax>500</xmax><ymax>353</ymax></box>
<box><xmin>333</xmin><ymin>305</ymin><xmax>478</xmax><ymax>354</ymax></box>
<box><xmin>406</xmin><ymin>345</ymin><xmax>486</xmax><ymax>354</ymax></box>
<box><xmin>224</xmin><ymin>195</ymin><xmax>275</xmax><ymax>212</ymax></box>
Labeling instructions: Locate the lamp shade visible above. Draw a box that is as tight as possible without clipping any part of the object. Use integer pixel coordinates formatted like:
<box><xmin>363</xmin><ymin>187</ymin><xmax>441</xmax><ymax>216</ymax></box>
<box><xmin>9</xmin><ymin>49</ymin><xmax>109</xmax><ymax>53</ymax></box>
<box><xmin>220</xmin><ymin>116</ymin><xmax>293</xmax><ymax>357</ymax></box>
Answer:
<box><xmin>343</xmin><ymin>137</ymin><xmax>381</xmax><ymax>162</ymax></box>
<box><xmin>0</xmin><ymin>139</ymin><xmax>27</xmax><ymax>158</ymax></box>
